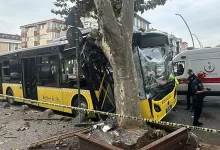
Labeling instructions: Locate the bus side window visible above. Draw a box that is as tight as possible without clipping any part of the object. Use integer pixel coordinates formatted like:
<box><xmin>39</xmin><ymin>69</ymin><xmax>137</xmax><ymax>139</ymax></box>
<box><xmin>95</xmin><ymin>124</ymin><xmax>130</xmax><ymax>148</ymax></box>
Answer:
<box><xmin>37</xmin><ymin>56</ymin><xmax>59</xmax><ymax>87</ymax></box>
<box><xmin>173</xmin><ymin>61</ymin><xmax>185</xmax><ymax>76</ymax></box>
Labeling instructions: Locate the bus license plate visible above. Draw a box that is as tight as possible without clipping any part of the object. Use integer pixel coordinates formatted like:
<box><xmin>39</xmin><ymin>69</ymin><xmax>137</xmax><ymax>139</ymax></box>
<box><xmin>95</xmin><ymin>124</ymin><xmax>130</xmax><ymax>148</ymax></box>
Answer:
<box><xmin>166</xmin><ymin>105</ymin><xmax>172</xmax><ymax>113</ymax></box>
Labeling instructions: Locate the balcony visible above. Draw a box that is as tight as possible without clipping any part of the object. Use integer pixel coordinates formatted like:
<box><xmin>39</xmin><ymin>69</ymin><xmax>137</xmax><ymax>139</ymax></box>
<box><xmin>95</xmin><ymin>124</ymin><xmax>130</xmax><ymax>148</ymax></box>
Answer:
<box><xmin>46</xmin><ymin>27</ymin><xmax>61</xmax><ymax>33</ymax></box>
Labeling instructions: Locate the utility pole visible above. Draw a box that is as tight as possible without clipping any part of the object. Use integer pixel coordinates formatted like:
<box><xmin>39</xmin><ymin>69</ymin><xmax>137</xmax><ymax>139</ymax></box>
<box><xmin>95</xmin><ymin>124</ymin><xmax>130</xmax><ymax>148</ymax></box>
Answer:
<box><xmin>74</xmin><ymin>12</ymin><xmax>81</xmax><ymax>122</ymax></box>
<box><xmin>175</xmin><ymin>14</ymin><xmax>195</xmax><ymax>49</ymax></box>
<box><xmin>192</xmin><ymin>34</ymin><xmax>203</xmax><ymax>48</ymax></box>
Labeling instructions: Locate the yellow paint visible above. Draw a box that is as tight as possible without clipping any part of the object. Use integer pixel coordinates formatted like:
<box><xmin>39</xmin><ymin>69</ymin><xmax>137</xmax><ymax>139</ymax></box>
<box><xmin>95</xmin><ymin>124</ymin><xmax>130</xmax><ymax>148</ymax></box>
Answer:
<box><xmin>140</xmin><ymin>88</ymin><xmax>177</xmax><ymax>121</ymax></box>
<box><xmin>62</xmin><ymin>88</ymin><xmax>95</xmax><ymax>114</ymax></box>
<box><xmin>97</xmin><ymin>74</ymin><xmax>106</xmax><ymax>98</ymax></box>
<box><xmin>36</xmin><ymin>86</ymin><xmax>96</xmax><ymax>117</ymax></box>
<box><xmin>1</xmin><ymin>83</ymin><xmax>177</xmax><ymax>121</ymax></box>
<box><xmin>2</xmin><ymin>83</ymin><xmax>24</xmax><ymax>102</ymax></box>
<box><xmin>101</xmin><ymin>84</ymin><xmax>109</xmax><ymax>109</ymax></box>
<box><xmin>140</xmin><ymin>99</ymin><xmax>153</xmax><ymax>120</ymax></box>
<box><xmin>152</xmin><ymin>88</ymin><xmax>177</xmax><ymax>121</ymax></box>
<box><xmin>37</xmin><ymin>86</ymin><xmax>63</xmax><ymax>111</ymax></box>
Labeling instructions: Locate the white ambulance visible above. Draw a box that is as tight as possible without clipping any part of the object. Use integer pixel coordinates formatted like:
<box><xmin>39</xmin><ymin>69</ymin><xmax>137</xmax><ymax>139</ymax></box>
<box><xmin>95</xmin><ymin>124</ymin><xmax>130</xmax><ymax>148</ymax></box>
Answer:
<box><xmin>173</xmin><ymin>47</ymin><xmax>220</xmax><ymax>97</ymax></box>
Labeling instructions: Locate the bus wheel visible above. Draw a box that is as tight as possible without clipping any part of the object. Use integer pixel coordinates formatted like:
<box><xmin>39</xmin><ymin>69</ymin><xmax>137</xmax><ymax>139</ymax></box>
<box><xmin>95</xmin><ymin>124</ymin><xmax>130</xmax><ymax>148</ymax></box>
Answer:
<box><xmin>73</xmin><ymin>96</ymin><xmax>88</xmax><ymax>122</ymax></box>
<box><xmin>7</xmin><ymin>88</ymin><xmax>15</xmax><ymax>105</ymax></box>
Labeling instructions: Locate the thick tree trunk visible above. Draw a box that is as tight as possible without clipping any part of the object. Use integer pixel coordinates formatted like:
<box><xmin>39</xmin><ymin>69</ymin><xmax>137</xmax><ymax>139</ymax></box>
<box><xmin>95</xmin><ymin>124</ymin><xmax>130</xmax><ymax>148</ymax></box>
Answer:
<box><xmin>107</xmin><ymin>32</ymin><xmax>143</xmax><ymax>129</ymax></box>
<box><xmin>94</xmin><ymin>0</ymin><xmax>143</xmax><ymax>129</ymax></box>
<box><xmin>112</xmin><ymin>43</ymin><xmax>142</xmax><ymax>129</ymax></box>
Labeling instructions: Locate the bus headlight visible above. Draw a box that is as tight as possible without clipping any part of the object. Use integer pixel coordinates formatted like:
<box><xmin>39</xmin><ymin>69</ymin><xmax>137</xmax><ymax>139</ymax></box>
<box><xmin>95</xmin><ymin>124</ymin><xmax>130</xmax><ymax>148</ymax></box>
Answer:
<box><xmin>154</xmin><ymin>104</ymin><xmax>161</xmax><ymax>112</ymax></box>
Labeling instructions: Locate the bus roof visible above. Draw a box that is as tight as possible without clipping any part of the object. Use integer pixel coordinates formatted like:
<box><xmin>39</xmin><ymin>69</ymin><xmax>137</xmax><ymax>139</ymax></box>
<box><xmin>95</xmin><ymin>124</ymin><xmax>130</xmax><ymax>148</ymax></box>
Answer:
<box><xmin>173</xmin><ymin>47</ymin><xmax>220</xmax><ymax>61</ymax></box>
<box><xmin>0</xmin><ymin>40</ymin><xmax>69</xmax><ymax>57</ymax></box>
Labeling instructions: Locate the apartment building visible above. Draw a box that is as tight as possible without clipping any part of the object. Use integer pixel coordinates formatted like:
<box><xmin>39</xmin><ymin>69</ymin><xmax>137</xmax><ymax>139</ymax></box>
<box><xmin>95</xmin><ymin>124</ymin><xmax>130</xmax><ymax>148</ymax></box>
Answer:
<box><xmin>81</xmin><ymin>14</ymin><xmax>151</xmax><ymax>32</ymax></box>
<box><xmin>133</xmin><ymin>14</ymin><xmax>151</xmax><ymax>32</ymax></box>
<box><xmin>0</xmin><ymin>33</ymin><xmax>21</xmax><ymax>53</ymax></box>
<box><xmin>20</xmin><ymin>19</ymin><xmax>64</xmax><ymax>48</ymax></box>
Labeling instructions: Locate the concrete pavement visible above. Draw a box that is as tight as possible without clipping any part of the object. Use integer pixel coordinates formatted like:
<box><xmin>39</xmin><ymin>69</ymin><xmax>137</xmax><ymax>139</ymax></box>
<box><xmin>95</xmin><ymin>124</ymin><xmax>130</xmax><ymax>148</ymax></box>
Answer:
<box><xmin>163</xmin><ymin>99</ymin><xmax>220</xmax><ymax>145</ymax></box>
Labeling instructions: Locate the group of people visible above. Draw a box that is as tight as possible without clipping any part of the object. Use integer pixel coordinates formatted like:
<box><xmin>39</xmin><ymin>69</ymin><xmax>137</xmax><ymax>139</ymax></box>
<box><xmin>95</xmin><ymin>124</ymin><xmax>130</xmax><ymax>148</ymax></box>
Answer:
<box><xmin>185</xmin><ymin>69</ymin><xmax>211</xmax><ymax>126</ymax></box>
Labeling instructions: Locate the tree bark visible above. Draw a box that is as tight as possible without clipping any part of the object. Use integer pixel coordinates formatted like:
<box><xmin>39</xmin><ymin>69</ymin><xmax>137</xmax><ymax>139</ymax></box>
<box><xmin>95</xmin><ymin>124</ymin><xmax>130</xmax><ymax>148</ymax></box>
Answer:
<box><xmin>94</xmin><ymin>0</ymin><xmax>143</xmax><ymax>129</ymax></box>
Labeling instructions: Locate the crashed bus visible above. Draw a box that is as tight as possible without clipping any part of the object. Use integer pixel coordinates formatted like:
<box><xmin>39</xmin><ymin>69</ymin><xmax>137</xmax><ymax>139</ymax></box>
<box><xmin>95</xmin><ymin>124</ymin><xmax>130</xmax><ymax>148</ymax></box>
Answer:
<box><xmin>0</xmin><ymin>9</ymin><xmax>177</xmax><ymax>121</ymax></box>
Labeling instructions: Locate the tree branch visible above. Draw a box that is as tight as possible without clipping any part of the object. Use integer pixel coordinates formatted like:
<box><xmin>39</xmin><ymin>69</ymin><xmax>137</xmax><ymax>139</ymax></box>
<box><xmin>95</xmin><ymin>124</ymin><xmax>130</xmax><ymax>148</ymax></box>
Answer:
<box><xmin>121</xmin><ymin>0</ymin><xmax>134</xmax><ymax>33</ymax></box>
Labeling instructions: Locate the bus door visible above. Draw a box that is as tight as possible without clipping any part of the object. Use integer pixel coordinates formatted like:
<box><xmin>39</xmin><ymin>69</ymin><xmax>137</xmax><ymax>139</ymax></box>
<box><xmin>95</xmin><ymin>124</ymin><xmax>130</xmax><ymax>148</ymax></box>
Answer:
<box><xmin>22</xmin><ymin>58</ymin><xmax>38</xmax><ymax>100</ymax></box>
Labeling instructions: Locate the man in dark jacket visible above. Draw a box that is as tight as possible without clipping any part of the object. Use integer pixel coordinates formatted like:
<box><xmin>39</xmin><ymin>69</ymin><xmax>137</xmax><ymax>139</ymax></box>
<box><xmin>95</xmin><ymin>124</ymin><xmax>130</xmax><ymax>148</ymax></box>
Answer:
<box><xmin>186</xmin><ymin>69</ymin><xmax>197</xmax><ymax>110</ymax></box>
<box><xmin>191</xmin><ymin>72</ymin><xmax>211</xmax><ymax>126</ymax></box>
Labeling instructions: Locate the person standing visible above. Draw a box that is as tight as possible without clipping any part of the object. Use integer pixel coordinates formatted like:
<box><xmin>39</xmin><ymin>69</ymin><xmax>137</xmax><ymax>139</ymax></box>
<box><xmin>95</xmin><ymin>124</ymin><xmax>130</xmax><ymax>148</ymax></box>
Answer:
<box><xmin>185</xmin><ymin>69</ymin><xmax>197</xmax><ymax>110</ymax></box>
<box><xmin>191</xmin><ymin>72</ymin><xmax>211</xmax><ymax>126</ymax></box>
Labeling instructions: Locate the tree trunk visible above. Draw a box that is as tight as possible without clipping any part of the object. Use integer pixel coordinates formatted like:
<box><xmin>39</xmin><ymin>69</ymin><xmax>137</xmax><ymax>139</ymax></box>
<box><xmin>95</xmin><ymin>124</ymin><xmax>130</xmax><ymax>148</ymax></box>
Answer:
<box><xmin>112</xmin><ymin>39</ymin><xmax>143</xmax><ymax>129</ymax></box>
<box><xmin>94</xmin><ymin>0</ymin><xmax>143</xmax><ymax>129</ymax></box>
<box><xmin>105</xmin><ymin>31</ymin><xmax>143</xmax><ymax>129</ymax></box>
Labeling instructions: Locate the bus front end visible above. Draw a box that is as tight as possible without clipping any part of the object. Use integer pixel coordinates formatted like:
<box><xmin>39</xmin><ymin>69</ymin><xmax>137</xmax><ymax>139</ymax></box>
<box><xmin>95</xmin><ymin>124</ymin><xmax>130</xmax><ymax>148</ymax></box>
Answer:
<box><xmin>133</xmin><ymin>32</ymin><xmax>178</xmax><ymax>121</ymax></box>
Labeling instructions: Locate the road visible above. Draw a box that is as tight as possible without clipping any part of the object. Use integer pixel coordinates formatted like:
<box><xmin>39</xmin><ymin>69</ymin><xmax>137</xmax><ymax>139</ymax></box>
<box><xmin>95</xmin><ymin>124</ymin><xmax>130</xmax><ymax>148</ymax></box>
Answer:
<box><xmin>163</xmin><ymin>97</ymin><xmax>220</xmax><ymax>146</ymax></box>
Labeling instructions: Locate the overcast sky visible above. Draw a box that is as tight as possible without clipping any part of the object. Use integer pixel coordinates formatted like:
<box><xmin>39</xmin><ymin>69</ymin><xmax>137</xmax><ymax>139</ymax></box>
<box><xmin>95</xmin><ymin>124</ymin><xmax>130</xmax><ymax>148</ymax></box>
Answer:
<box><xmin>0</xmin><ymin>0</ymin><xmax>219</xmax><ymax>47</ymax></box>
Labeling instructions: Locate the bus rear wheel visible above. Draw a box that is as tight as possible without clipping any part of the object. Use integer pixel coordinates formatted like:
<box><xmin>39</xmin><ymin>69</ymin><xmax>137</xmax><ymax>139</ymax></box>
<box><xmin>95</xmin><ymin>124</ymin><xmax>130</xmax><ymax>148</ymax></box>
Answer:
<box><xmin>6</xmin><ymin>88</ymin><xmax>15</xmax><ymax>105</ymax></box>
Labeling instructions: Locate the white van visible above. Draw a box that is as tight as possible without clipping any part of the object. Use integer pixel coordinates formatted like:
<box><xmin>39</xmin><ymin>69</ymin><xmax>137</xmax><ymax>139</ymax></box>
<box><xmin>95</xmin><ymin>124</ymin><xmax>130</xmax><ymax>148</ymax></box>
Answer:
<box><xmin>173</xmin><ymin>47</ymin><xmax>220</xmax><ymax>97</ymax></box>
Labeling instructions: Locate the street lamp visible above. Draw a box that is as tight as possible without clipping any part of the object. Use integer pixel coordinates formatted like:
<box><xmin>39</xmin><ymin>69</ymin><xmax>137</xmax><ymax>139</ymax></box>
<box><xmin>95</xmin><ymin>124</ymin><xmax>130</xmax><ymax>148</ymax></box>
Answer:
<box><xmin>175</xmin><ymin>14</ymin><xmax>195</xmax><ymax>49</ymax></box>
<box><xmin>192</xmin><ymin>34</ymin><xmax>203</xmax><ymax>48</ymax></box>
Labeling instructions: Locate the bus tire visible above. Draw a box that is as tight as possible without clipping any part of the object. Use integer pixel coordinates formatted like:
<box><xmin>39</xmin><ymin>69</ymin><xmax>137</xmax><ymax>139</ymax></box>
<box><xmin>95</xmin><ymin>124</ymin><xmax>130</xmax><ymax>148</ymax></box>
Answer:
<box><xmin>6</xmin><ymin>88</ymin><xmax>15</xmax><ymax>105</ymax></box>
<box><xmin>72</xmin><ymin>95</ymin><xmax>88</xmax><ymax>122</ymax></box>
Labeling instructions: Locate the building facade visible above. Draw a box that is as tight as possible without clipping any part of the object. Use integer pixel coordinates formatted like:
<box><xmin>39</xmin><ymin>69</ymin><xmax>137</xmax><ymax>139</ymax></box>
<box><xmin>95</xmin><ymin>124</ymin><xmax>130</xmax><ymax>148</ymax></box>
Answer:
<box><xmin>0</xmin><ymin>33</ymin><xmax>21</xmax><ymax>53</ymax></box>
<box><xmin>180</xmin><ymin>42</ymin><xmax>188</xmax><ymax>52</ymax></box>
<box><xmin>20</xmin><ymin>19</ymin><xmax>64</xmax><ymax>48</ymax></box>
<box><xmin>133</xmin><ymin>14</ymin><xmax>151</xmax><ymax>32</ymax></box>
<box><xmin>81</xmin><ymin>14</ymin><xmax>151</xmax><ymax>32</ymax></box>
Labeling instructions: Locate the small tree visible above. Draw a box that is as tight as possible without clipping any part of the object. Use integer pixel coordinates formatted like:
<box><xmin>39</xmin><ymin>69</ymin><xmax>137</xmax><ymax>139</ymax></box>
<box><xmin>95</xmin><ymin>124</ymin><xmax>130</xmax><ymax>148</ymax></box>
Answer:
<box><xmin>52</xmin><ymin>0</ymin><xmax>168</xmax><ymax>129</ymax></box>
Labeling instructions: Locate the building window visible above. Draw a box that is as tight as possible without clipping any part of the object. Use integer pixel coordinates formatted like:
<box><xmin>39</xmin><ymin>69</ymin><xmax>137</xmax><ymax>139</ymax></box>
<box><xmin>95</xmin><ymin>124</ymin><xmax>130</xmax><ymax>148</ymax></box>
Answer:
<box><xmin>9</xmin><ymin>43</ymin><xmax>19</xmax><ymax>52</ymax></box>
<box><xmin>48</xmin><ymin>32</ymin><xmax>60</xmax><ymax>40</ymax></box>
<box><xmin>28</xmin><ymin>27</ymin><xmax>36</xmax><ymax>32</ymax></box>
<box><xmin>21</xmin><ymin>28</ymin><xmax>28</xmax><ymax>32</ymax></box>
<box><xmin>40</xmin><ymin>24</ymin><xmax>46</xmax><ymax>29</ymax></box>
<box><xmin>51</xmin><ymin>22</ymin><xmax>61</xmax><ymax>28</ymax></box>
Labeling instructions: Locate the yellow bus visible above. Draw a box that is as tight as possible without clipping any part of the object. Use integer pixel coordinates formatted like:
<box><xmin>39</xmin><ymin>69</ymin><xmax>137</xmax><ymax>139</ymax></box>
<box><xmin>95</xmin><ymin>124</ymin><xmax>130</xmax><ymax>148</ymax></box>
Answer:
<box><xmin>0</xmin><ymin>27</ymin><xmax>177</xmax><ymax>121</ymax></box>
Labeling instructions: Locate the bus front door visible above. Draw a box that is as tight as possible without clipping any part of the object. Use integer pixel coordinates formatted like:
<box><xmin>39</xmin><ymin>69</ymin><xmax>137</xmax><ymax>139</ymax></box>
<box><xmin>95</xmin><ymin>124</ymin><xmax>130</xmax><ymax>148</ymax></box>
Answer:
<box><xmin>22</xmin><ymin>58</ymin><xmax>38</xmax><ymax>101</ymax></box>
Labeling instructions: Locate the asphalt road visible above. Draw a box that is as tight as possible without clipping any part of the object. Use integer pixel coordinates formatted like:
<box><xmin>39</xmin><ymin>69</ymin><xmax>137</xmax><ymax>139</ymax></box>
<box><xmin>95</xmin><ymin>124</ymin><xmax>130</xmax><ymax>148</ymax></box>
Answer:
<box><xmin>163</xmin><ymin>97</ymin><xmax>220</xmax><ymax>145</ymax></box>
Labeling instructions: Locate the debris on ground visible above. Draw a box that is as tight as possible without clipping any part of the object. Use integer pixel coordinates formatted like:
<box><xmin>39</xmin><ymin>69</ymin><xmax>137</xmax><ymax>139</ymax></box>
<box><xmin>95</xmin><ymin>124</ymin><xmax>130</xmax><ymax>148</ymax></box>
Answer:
<box><xmin>20</xmin><ymin>105</ymin><xmax>30</xmax><ymax>112</ymax></box>
<box><xmin>17</xmin><ymin>127</ymin><xmax>29</xmax><ymax>131</ymax></box>
<box><xmin>24</xmin><ymin>122</ymin><xmax>31</xmax><ymax>127</ymax></box>
<box><xmin>2</xmin><ymin>102</ymin><xmax>10</xmax><ymax>108</ymax></box>
<box><xmin>149</xmin><ymin>129</ymin><xmax>167</xmax><ymax>139</ymax></box>
<box><xmin>42</xmin><ymin>109</ymin><xmax>54</xmax><ymax>118</ymax></box>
